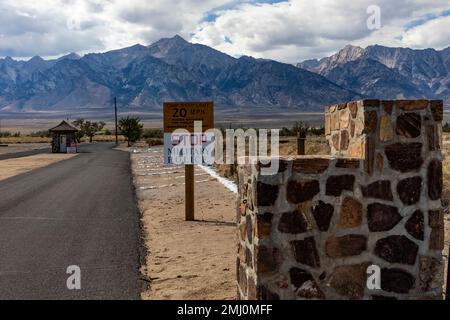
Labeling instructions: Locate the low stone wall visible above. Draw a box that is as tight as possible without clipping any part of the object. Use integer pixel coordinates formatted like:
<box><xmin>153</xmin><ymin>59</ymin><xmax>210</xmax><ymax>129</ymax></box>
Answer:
<box><xmin>237</xmin><ymin>99</ymin><xmax>444</xmax><ymax>300</ymax></box>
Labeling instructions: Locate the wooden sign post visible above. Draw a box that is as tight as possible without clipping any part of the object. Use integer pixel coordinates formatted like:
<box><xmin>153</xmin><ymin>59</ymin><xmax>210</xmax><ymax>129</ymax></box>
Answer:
<box><xmin>163</xmin><ymin>102</ymin><xmax>214</xmax><ymax>221</ymax></box>
<box><xmin>185</xmin><ymin>164</ymin><xmax>195</xmax><ymax>221</ymax></box>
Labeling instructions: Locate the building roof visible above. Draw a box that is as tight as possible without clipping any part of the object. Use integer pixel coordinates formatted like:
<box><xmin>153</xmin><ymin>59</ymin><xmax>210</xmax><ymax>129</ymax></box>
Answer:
<box><xmin>49</xmin><ymin>121</ymin><xmax>79</xmax><ymax>132</ymax></box>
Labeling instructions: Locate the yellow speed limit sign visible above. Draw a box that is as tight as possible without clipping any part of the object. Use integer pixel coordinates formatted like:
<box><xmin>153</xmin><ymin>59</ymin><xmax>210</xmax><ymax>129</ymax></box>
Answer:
<box><xmin>163</xmin><ymin>102</ymin><xmax>215</xmax><ymax>166</ymax></box>
<box><xmin>164</xmin><ymin>102</ymin><xmax>214</xmax><ymax>133</ymax></box>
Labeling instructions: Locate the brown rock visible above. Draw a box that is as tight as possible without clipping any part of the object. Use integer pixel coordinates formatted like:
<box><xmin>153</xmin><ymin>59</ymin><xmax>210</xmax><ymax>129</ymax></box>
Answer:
<box><xmin>383</xmin><ymin>100</ymin><xmax>394</xmax><ymax>115</ymax></box>
<box><xmin>430</xmin><ymin>226</ymin><xmax>444</xmax><ymax>251</ymax></box>
<box><xmin>347</xmin><ymin>138</ymin><xmax>364</xmax><ymax>158</ymax></box>
<box><xmin>405</xmin><ymin>210</ymin><xmax>424</xmax><ymax>241</ymax></box>
<box><xmin>379</xmin><ymin>115</ymin><xmax>394</xmax><ymax>142</ymax></box>
<box><xmin>238</xmin><ymin>244</ymin><xmax>246</xmax><ymax>263</ymax></box>
<box><xmin>365</xmin><ymin>137</ymin><xmax>375</xmax><ymax>176</ymax></box>
<box><xmin>239</xmin><ymin>201</ymin><xmax>247</xmax><ymax>217</ymax></box>
<box><xmin>363</xmin><ymin>99</ymin><xmax>381</xmax><ymax>107</ymax></box>
<box><xmin>396</xmin><ymin>99</ymin><xmax>428</xmax><ymax>111</ymax></box>
<box><xmin>336</xmin><ymin>159</ymin><xmax>360</xmax><ymax>169</ymax></box>
<box><xmin>278</xmin><ymin>210</ymin><xmax>309</xmax><ymax>234</ymax></box>
<box><xmin>292</xmin><ymin>158</ymin><xmax>330</xmax><ymax>174</ymax></box>
<box><xmin>396</xmin><ymin>113</ymin><xmax>422</xmax><ymax>138</ymax></box>
<box><xmin>256</xmin><ymin>182</ymin><xmax>279</xmax><ymax>206</ymax></box>
<box><xmin>340</xmin><ymin>109</ymin><xmax>350</xmax><ymax>129</ymax></box>
<box><xmin>257</xmin><ymin>160</ymin><xmax>288</xmax><ymax>173</ymax></box>
<box><xmin>257</xmin><ymin>286</ymin><xmax>280</xmax><ymax>300</ymax></box>
<box><xmin>429</xmin><ymin>210</ymin><xmax>444</xmax><ymax>250</ymax></box>
<box><xmin>375</xmin><ymin>152</ymin><xmax>384</xmax><ymax>173</ymax></box>
<box><xmin>246</xmin><ymin>248</ymin><xmax>253</xmax><ymax>268</ymax></box>
<box><xmin>326</xmin><ymin>235</ymin><xmax>367</xmax><ymax>258</ymax></box>
<box><xmin>287</xmin><ymin>180</ymin><xmax>320</xmax><ymax>204</ymax></box>
<box><xmin>255</xmin><ymin>246</ymin><xmax>281</xmax><ymax>274</ymax></box>
<box><xmin>331</xmin><ymin>111</ymin><xmax>340</xmax><ymax>131</ymax></box>
<box><xmin>325</xmin><ymin>114</ymin><xmax>331</xmax><ymax>135</ymax></box>
<box><xmin>364</xmin><ymin>111</ymin><xmax>378</xmax><ymax>134</ymax></box>
<box><xmin>426</xmin><ymin>125</ymin><xmax>440</xmax><ymax>151</ymax></box>
<box><xmin>348</xmin><ymin>101</ymin><xmax>358</xmax><ymax>118</ymax></box>
<box><xmin>397</xmin><ymin>176</ymin><xmax>422</xmax><ymax>205</ymax></box>
<box><xmin>330</xmin><ymin>263</ymin><xmax>371</xmax><ymax>299</ymax></box>
<box><xmin>367</xmin><ymin>203</ymin><xmax>402</xmax><ymax>231</ymax></box>
<box><xmin>350</xmin><ymin>121</ymin><xmax>356</xmax><ymax>138</ymax></box>
<box><xmin>290</xmin><ymin>268</ymin><xmax>325</xmax><ymax>299</ymax></box>
<box><xmin>291</xmin><ymin>237</ymin><xmax>321</xmax><ymax>268</ymax></box>
<box><xmin>338</xmin><ymin>103</ymin><xmax>347</xmax><ymax>110</ymax></box>
<box><xmin>326</xmin><ymin>175</ymin><xmax>355</xmax><ymax>197</ymax></box>
<box><xmin>385</xmin><ymin>143</ymin><xmax>423</xmax><ymax>172</ymax></box>
<box><xmin>419</xmin><ymin>256</ymin><xmax>443</xmax><ymax>292</ymax></box>
<box><xmin>255</xmin><ymin>212</ymin><xmax>273</xmax><ymax>238</ymax></box>
<box><xmin>429</xmin><ymin>209</ymin><xmax>443</xmax><ymax>228</ymax></box>
<box><xmin>246</xmin><ymin>215</ymin><xmax>253</xmax><ymax>243</ymax></box>
<box><xmin>340</xmin><ymin>130</ymin><xmax>350</xmax><ymax>150</ymax></box>
<box><xmin>354</xmin><ymin>119</ymin><xmax>364</xmax><ymax>136</ymax></box>
<box><xmin>361</xmin><ymin>180</ymin><xmax>393</xmax><ymax>201</ymax></box>
<box><xmin>374</xmin><ymin>236</ymin><xmax>418</xmax><ymax>265</ymax></box>
<box><xmin>311</xmin><ymin>201</ymin><xmax>334</xmax><ymax>232</ymax></box>
<box><xmin>328</xmin><ymin>104</ymin><xmax>337</xmax><ymax>113</ymax></box>
<box><xmin>247</xmin><ymin>276</ymin><xmax>257</xmax><ymax>300</ymax></box>
<box><xmin>238</xmin><ymin>261</ymin><xmax>247</xmax><ymax>295</ymax></box>
<box><xmin>427</xmin><ymin>160</ymin><xmax>442</xmax><ymax>201</ymax></box>
<box><xmin>332</xmin><ymin>133</ymin><xmax>340</xmax><ymax>150</ymax></box>
<box><xmin>430</xmin><ymin>100</ymin><xmax>443</xmax><ymax>122</ymax></box>
<box><xmin>339</xmin><ymin>197</ymin><xmax>363</xmax><ymax>228</ymax></box>
<box><xmin>381</xmin><ymin>268</ymin><xmax>415</xmax><ymax>294</ymax></box>
<box><xmin>239</xmin><ymin>221</ymin><xmax>247</xmax><ymax>241</ymax></box>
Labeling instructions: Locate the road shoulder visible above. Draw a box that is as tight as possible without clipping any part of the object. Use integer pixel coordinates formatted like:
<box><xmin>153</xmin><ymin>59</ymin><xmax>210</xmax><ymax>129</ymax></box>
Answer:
<box><xmin>127</xmin><ymin>145</ymin><xmax>237</xmax><ymax>300</ymax></box>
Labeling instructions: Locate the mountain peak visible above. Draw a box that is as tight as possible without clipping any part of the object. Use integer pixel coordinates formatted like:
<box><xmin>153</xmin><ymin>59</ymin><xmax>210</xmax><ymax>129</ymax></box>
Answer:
<box><xmin>301</xmin><ymin>45</ymin><xmax>365</xmax><ymax>74</ymax></box>
<box><xmin>172</xmin><ymin>34</ymin><xmax>188</xmax><ymax>43</ymax></box>
<box><xmin>147</xmin><ymin>34</ymin><xmax>190</xmax><ymax>59</ymax></box>
<box><xmin>334</xmin><ymin>45</ymin><xmax>365</xmax><ymax>62</ymax></box>
<box><xmin>59</xmin><ymin>53</ymin><xmax>81</xmax><ymax>61</ymax></box>
<box><xmin>29</xmin><ymin>55</ymin><xmax>44</xmax><ymax>62</ymax></box>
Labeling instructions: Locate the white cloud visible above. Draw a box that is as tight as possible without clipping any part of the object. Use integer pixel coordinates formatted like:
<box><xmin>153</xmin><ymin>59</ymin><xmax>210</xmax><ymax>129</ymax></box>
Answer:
<box><xmin>0</xmin><ymin>0</ymin><xmax>449</xmax><ymax>62</ymax></box>
<box><xmin>0</xmin><ymin>0</ymin><xmax>229</xmax><ymax>58</ymax></box>
<box><xmin>402</xmin><ymin>15</ymin><xmax>450</xmax><ymax>49</ymax></box>
<box><xmin>192</xmin><ymin>0</ymin><xmax>450</xmax><ymax>62</ymax></box>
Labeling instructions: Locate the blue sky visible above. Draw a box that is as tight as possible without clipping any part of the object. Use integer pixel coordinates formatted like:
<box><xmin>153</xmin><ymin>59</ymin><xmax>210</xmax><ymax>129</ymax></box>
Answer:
<box><xmin>0</xmin><ymin>0</ymin><xmax>449</xmax><ymax>63</ymax></box>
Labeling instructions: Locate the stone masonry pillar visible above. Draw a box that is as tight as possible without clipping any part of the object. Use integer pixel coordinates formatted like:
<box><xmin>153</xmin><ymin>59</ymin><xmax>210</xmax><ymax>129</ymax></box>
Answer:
<box><xmin>237</xmin><ymin>100</ymin><xmax>444</xmax><ymax>300</ymax></box>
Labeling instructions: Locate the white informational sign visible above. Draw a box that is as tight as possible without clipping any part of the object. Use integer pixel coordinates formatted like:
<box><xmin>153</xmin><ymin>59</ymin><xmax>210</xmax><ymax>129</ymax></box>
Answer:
<box><xmin>164</xmin><ymin>131</ymin><xmax>215</xmax><ymax>165</ymax></box>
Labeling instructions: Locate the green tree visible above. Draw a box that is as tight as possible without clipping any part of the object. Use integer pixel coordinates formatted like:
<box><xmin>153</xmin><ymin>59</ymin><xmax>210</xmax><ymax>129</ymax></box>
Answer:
<box><xmin>72</xmin><ymin>119</ymin><xmax>106</xmax><ymax>143</ymax></box>
<box><xmin>119</xmin><ymin>117</ymin><xmax>143</xmax><ymax>147</ymax></box>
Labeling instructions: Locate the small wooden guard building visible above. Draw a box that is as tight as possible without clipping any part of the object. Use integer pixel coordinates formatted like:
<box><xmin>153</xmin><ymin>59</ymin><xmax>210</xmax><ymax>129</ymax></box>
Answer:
<box><xmin>49</xmin><ymin>121</ymin><xmax>78</xmax><ymax>153</ymax></box>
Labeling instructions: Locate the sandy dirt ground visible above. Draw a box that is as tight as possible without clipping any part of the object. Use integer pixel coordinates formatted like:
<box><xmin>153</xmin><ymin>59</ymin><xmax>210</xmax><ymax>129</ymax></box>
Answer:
<box><xmin>0</xmin><ymin>143</ymin><xmax>50</xmax><ymax>155</ymax></box>
<box><xmin>0</xmin><ymin>154</ymin><xmax>77</xmax><ymax>181</ymax></box>
<box><xmin>128</xmin><ymin>145</ymin><xmax>238</xmax><ymax>300</ymax></box>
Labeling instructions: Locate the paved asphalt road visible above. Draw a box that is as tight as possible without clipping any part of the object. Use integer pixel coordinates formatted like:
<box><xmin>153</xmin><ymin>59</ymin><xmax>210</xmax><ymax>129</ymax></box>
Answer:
<box><xmin>0</xmin><ymin>143</ymin><xmax>143</xmax><ymax>299</ymax></box>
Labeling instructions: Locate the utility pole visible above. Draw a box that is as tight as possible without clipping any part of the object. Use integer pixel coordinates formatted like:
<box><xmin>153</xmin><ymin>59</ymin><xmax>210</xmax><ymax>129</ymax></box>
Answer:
<box><xmin>114</xmin><ymin>97</ymin><xmax>118</xmax><ymax>145</ymax></box>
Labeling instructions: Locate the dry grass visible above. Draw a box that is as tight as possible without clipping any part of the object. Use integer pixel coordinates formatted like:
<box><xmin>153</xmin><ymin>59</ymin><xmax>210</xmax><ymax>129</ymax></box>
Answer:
<box><xmin>0</xmin><ymin>136</ymin><xmax>52</xmax><ymax>144</ymax></box>
<box><xmin>279</xmin><ymin>135</ymin><xmax>329</xmax><ymax>156</ymax></box>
